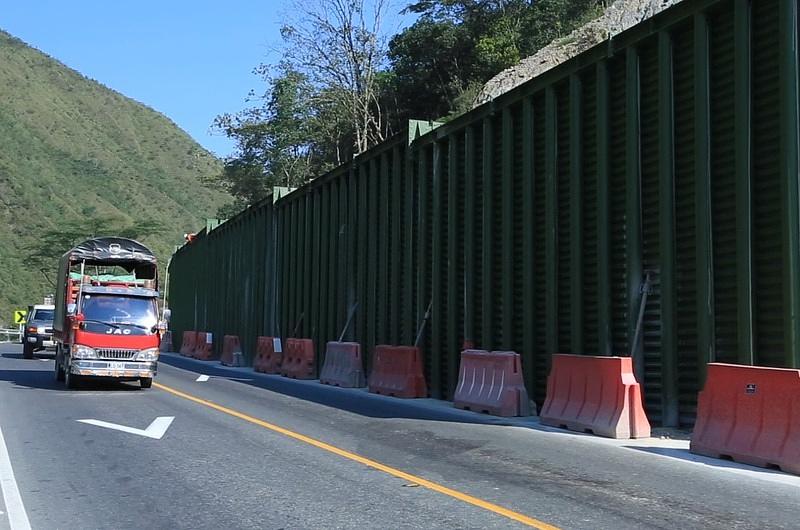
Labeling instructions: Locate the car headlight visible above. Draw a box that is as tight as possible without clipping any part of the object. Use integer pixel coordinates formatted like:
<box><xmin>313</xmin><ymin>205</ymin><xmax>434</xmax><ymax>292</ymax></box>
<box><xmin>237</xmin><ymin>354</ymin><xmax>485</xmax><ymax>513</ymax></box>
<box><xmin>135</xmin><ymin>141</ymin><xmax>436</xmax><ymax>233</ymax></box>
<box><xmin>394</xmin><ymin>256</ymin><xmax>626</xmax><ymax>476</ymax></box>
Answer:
<box><xmin>72</xmin><ymin>345</ymin><xmax>97</xmax><ymax>359</ymax></box>
<box><xmin>135</xmin><ymin>348</ymin><xmax>159</xmax><ymax>362</ymax></box>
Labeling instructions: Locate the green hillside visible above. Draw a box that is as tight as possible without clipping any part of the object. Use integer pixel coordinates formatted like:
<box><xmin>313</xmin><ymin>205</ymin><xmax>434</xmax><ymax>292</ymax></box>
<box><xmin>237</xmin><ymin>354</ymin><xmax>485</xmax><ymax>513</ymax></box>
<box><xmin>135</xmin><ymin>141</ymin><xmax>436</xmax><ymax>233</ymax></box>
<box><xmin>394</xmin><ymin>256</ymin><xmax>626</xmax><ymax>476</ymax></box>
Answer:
<box><xmin>0</xmin><ymin>30</ymin><xmax>227</xmax><ymax>326</ymax></box>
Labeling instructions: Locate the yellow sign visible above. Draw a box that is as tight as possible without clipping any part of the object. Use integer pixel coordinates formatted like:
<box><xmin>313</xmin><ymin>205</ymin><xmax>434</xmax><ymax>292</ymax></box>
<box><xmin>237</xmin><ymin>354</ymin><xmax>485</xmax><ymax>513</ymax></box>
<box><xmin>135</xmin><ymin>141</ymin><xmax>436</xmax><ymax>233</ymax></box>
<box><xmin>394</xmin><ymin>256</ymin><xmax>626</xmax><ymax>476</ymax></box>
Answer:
<box><xmin>13</xmin><ymin>310</ymin><xmax>27</xmax><ymax>324</ymax></box>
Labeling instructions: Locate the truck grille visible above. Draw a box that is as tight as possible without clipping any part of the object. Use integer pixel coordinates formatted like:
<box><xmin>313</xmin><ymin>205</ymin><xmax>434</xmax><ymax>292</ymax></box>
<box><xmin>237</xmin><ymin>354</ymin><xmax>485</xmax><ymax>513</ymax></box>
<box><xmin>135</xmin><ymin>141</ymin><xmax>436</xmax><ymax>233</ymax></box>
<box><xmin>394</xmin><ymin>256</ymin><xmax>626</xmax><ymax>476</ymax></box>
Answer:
<box><xmin>96</xmin><ymin>348</ymin><xmax>137</xmax><ymax>360</ymax></box>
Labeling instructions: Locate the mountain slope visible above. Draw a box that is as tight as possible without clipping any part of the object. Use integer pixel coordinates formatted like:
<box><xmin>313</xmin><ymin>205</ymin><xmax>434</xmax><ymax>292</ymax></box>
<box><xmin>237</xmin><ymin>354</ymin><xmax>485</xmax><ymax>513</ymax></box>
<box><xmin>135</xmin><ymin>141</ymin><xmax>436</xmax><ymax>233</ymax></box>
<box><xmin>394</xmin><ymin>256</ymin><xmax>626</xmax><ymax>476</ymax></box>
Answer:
<box><xmin>0</xmin><ymin>30</ymin><xmax>226</xmax><ymax>325</ymax></box>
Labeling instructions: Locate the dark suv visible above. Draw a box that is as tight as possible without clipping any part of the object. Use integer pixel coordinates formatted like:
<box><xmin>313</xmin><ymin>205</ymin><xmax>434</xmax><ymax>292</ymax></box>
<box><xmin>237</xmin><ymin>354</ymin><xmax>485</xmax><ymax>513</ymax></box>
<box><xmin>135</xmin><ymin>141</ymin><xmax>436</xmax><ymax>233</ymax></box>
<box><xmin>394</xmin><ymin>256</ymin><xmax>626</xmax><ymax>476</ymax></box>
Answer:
<box><xmin>23</xmin><ymin>304</ymin><xmax>55</xmax><ymax>359</ymax></box>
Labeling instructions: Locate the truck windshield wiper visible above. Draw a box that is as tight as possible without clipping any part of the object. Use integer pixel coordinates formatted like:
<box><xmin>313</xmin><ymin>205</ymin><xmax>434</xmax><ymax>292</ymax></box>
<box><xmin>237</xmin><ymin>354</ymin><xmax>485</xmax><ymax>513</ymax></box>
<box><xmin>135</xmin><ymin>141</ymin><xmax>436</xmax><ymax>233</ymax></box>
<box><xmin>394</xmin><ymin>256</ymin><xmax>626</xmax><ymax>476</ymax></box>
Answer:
<box><xmin>80</xmin><ymin>319</ymin><xmax>119</xmax><ymax>329</ymax></box>
<box><xmin>115</xmin><ymin>322</ymin><xmax>151</xmax><ymax>330</ymax></box>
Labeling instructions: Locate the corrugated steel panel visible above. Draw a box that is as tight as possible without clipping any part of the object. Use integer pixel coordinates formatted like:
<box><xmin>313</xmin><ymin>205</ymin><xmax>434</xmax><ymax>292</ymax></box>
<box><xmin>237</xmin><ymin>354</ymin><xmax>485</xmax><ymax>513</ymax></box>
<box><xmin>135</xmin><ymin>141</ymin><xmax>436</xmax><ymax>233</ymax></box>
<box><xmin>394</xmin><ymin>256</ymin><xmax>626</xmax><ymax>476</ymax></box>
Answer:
<box><xmin>532</xmin><ymin>93</ymin><xmax>548</xmax><ymax>404</ymax></box>
<box><xmin>491</xmin><ymin>114</ymin><xmax>504</xmax><ymax>350</ymax></box>
<box><xmin>556</xmin><ymin>82</ymin><xmax>571</xmax><ymax>352</ymax></box>
<box><xmin>672</xmin><ymin>21</ymin><xmax>699</xmax><ymax>425</ymax></box>
<box><xmin>167</xmin><ymin>0</ymin><xmax>800</xmax><ymax>425</ymax></box>
<box><xmin>608</xmin><ymin>56</ymin><xmax>629</xmax><ymax>356</ymax></box>
<box><xmin>511</xmin><ymin>102</ymin><xmax>525</xmax><ymax>357</ymax></box>
<box><xmin>639</xmin><ymin>37</ymin><xmax>663</xmax><ymax>421</ymax></box>
<box><xmin>752</xmin><ymin>0</ymin><xmax>784</xmax><ymax>367</ymax></box>
<box><xmin>709</xmin><ymin>6</ymin><xmax>738</xmax><ymax>364</ymax></box>
<box><xmin>581</xmin><ymin>67</ymin><xmax>599</xmax><ymax>354</ymax></box>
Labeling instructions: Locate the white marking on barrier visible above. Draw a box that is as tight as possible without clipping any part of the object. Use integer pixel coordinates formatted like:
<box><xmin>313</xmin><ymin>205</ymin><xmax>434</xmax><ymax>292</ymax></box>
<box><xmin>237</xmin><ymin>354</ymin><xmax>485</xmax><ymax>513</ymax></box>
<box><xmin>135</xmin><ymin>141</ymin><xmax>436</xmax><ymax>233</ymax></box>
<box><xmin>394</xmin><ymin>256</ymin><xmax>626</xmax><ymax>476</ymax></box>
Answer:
<box><xmin>0</xmin><ymin>426</ymin><xmax>32</xmax><ymax>530</ymax></box>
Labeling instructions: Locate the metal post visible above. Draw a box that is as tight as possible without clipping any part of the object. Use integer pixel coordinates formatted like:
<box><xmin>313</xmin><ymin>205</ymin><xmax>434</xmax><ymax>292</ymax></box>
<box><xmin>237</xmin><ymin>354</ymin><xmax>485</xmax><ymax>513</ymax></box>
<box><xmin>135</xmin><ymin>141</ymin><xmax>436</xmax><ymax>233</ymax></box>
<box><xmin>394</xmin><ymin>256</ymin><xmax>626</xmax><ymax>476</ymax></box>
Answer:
<box><xmin>734</xmin><ymin>0</ymin><xmax>754</xmax><ymax>365</ymax></box>
<box><xmin>569</xmin><ymin>73</ymin><xmax>584</xmax><ymax>353</ymax></box>
<box><xmin>626</xmin><ymin>46</ymin><xmax>644</xmax><ymax>378</ymax></box>
<box><xmin>482</xmin><ymin>117</ymin><xmax>494</xmax><ymax>350</ymax></box>
<box><xmin>545</xmin><ymin>87</ymin><xmax>558</xmax><ymax>357</ymax></box>
<box><xmin>502</xmin><ymin>107</ymin><xmax>514</xmax><ymax>350</ymax></box>
<box><xmin>694</xmin><ymin>12</ymin><xmax>715</xmax><ymax>382</ymax></box>
<box><xmin>779</xmin><ymin>0</ymin><xmax>800</xmax><ymax>368</ymax></box>
<box><xmin>659</xmin><ymin>30</ymin><xmax>679</xmax><ymax>427</ymax></box>
<box><xmin>596</xmin><ymin>60</ymin><xmax>612</xmax><ymax>356</ymax></box>
<box><xmin>447</xmin><ymin>134</ymin><xmax>459</xmax><ymax>396</ymax></box>
<box><xmin>464</xmin><ymin>126</ymin><xmax>476</xmax><ymax>347</ymax></box>
<box><xmin>522</xmin><ymin>96</ymin><xmax>536</xmax><ymax>386</ymax></box>
<box><xmin>431</xmin><ymin>140</ymin><xmax>443</xmax><ymax>398</ymax></box>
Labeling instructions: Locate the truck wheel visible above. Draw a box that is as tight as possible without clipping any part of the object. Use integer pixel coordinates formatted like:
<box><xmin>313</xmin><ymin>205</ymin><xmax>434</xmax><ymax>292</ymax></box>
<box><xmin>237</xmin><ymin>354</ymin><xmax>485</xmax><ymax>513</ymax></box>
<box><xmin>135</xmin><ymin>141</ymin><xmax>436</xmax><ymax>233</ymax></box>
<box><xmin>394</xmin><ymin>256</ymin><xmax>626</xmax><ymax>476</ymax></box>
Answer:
<box><xmin>140</xmin><ymin>377</ymin><xmax>153</xmax><ymax>389</ymax></box>
<box><xmin>54</xmin><ymin>357</ymin><xmax>65</xmax><ymax>381</ymax></box>
<box><xmin>65</xmin><ymin>368</ymin><xmax>81</xmax><ymax>389</ymax></box>
<box><xmin>54</xmin><ymin>346</ymin><xmax>65</xmax><ymax>381</ymax></box>
<box><xmin>23</xmin><ymin>343</ymin><xmax>33</xmax><ymax>359</ymax></box>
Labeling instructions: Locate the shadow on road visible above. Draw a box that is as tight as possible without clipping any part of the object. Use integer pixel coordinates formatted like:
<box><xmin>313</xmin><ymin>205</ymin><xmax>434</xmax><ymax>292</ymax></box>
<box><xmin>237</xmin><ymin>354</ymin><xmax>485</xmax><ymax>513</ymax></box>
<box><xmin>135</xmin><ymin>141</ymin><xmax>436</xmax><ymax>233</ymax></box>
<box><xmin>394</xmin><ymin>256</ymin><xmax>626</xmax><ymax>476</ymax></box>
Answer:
<box><xmin>0</xmin><ymin>367</ymin><xmax>144</xmax><ymax>392</ymax></box>
<box><xmin>159</xmin><ymin>354</ymin><xmax>526</xmax><ymax>426</ymax></box>
<box><xmin>1</xmin><ymin>352</ymin><xmax>55</xmax><ymax>360</ymax></box>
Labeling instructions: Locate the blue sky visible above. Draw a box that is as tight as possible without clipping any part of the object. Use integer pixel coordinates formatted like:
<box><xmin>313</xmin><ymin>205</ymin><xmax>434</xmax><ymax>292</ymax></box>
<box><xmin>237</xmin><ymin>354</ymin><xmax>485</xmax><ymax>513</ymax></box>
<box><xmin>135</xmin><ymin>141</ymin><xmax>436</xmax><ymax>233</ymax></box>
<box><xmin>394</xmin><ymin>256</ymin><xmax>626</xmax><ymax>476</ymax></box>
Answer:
<box><xmin>2</xmin><ymin>1</ymin><xmax>411</xmax><ymax>158</ymax></box>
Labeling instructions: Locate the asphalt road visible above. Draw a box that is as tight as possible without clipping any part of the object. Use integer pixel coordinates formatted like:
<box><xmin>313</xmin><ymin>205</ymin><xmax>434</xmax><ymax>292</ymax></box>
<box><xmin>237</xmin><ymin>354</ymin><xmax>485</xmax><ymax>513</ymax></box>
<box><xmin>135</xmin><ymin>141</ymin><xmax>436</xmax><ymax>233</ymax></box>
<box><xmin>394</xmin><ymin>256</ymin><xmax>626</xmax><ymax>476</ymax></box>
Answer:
<box><xmin>0</xmin><ymin>342</ymin><xmax>797</xmax><ymax>530</ymax></box>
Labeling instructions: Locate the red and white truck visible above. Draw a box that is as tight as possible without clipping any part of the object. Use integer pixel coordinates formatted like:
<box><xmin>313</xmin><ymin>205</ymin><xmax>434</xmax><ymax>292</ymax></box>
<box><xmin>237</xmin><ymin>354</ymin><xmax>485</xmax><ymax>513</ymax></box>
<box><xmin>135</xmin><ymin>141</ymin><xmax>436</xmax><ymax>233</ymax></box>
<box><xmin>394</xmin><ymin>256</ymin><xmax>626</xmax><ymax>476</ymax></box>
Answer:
<box><xmin>53</xmin><ymin>237</ymin><xmax>166</xmax><ymax>389</ymax></box>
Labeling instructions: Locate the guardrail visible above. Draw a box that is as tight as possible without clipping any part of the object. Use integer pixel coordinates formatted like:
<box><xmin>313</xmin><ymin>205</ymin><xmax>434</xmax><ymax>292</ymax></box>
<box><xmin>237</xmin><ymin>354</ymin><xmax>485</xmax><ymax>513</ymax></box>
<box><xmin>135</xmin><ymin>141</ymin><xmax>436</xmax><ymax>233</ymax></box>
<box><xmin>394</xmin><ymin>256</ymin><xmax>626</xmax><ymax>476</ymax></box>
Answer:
<box><xmin>0</xmin><ymin>328</ymin><xmax>22</xmax><ymax>343</ymax></box>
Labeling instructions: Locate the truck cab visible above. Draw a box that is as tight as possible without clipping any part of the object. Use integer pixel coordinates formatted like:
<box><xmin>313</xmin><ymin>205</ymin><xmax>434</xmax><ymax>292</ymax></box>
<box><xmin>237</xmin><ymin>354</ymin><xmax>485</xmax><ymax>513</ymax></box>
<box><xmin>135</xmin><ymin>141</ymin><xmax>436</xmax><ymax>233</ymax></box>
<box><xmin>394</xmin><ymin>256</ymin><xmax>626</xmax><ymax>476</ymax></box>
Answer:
<box><xmin>53</xmin><ymin>237</ymin><xmax>164</xmax><ymax>389</ymax></box>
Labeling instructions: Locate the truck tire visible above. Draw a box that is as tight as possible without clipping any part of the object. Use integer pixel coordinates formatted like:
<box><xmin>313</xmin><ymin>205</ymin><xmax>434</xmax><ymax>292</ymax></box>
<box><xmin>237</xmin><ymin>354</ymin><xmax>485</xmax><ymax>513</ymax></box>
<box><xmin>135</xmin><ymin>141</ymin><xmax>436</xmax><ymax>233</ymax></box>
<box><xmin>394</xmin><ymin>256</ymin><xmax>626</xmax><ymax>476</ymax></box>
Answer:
<box><xmin>65</xmin><ymin>368</ymin><xmax>81</xmax><ymax>389</ymax></box>
<box><xmin>54</xmin><ymin>357</ymin><xmax>65</xmax><ymax>381</ymax></box>
<box><xmin>140</xmin><ymin>377</ymin><xmax>153</xmax><ymax>389</ymax></box>
<box><xmin>54</xmin><ymin>346</ymin><xmax>65</xmax><ymax>381</ymax></box>
<box><xmin>23</xmin><ymin>343</ymin><xmax>33</xmax><ymax>359</ymax></box>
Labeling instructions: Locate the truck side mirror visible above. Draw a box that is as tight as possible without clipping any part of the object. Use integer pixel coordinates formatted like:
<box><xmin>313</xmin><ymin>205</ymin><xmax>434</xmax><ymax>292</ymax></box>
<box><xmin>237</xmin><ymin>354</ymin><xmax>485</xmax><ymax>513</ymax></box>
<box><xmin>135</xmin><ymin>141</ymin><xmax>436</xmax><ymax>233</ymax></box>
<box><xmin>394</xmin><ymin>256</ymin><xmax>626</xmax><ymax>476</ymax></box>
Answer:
<box><xmin>162</xmin><ymin>308</ymin><xmax>171</xmax><ymax>322</ymax></box>
<box><xmin>67</xmin><ymin>303</ymin><xmax>77</xmax><ymax>315</ymax></box>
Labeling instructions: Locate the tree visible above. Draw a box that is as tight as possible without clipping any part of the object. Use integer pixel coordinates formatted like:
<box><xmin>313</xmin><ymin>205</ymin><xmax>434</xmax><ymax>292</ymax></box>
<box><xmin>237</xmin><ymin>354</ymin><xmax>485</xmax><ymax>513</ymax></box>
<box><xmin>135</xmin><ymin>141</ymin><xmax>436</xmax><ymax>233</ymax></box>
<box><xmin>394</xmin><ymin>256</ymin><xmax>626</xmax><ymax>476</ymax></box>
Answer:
<box><xmin>278</xmin><ymin>0</ymin><xmax>391</xmax><ymax>154</ymax></box>
<box><xmin>210</xmin><ymin>64</ymin><xmax>332</xmax><ymax>216</ymax></box>
<box><xmin>210</xmin><ymin>0</ymin><xmax>393</xmax><ymax>216</ymax></box>
<box><xmin>386</xmin><ymin>0</ymin><xmax>602</xmax><ymax>122</ymax></box>
<box><xmin>209</xmin><ymin>0</ymin><xmax>602</xmax><ymax>214</ymax></box>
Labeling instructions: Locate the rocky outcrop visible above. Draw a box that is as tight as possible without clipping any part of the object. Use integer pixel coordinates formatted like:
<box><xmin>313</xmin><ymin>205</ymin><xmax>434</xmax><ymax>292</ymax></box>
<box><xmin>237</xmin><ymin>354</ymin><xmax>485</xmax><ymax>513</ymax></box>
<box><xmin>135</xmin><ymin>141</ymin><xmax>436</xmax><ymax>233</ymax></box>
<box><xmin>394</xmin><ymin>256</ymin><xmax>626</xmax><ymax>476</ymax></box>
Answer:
<box><xmin>473</xmin><ymin>0</ymin><xmax>682</xmax><ymax>106</ymax></box>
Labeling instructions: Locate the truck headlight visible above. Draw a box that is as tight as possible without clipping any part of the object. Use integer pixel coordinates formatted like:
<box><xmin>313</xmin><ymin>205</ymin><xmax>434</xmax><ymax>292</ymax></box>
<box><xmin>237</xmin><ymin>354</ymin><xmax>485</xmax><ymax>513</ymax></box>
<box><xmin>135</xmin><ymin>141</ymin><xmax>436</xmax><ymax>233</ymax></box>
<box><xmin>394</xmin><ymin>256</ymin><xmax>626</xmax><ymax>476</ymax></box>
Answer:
<box><xmin>135</xmin><ymin>348</ymin><xmax>159</xmax><ymax>361</ymax></box>
<box><xmin>72</xmin><ymin>345</ymin><xmax>97</xmax><ymax>359</ymax></box>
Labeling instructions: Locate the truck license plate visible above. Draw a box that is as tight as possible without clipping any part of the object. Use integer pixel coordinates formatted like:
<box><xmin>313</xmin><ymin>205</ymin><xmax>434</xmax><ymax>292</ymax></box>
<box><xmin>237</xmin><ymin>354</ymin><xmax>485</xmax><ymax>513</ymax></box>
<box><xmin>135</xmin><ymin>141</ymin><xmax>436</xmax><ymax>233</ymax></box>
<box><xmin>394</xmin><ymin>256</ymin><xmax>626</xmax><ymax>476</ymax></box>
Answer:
<box><xmin>109</xmin><ymin>362</ymin><xmax>126</xmax><ymax>370</ymax></box>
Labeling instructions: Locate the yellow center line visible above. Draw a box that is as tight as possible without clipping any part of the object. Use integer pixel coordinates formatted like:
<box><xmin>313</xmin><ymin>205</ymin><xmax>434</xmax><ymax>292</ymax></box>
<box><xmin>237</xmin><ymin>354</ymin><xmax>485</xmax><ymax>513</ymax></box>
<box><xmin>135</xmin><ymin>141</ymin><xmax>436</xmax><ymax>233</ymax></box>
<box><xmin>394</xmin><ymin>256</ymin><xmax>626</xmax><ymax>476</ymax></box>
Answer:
<box><xmin>153</xmin><ymin>381</ymin><xmax>560</xmax><ymax>530</ymax></box>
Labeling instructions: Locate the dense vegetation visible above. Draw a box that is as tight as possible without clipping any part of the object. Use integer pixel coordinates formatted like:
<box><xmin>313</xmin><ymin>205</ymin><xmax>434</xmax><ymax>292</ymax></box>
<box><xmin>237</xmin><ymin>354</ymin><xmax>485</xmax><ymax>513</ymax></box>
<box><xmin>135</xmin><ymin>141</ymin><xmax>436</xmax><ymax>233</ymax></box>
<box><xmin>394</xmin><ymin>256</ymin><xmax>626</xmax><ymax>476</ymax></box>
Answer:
<box><xmin>0</xmin><ymin>30</ymin><xmax>226</xmax><ymax>326</ymax></box>
<box><xmin>211</xmin><ymin>0</ymin><xmax>602</xmax><ymax>215</ymax></box>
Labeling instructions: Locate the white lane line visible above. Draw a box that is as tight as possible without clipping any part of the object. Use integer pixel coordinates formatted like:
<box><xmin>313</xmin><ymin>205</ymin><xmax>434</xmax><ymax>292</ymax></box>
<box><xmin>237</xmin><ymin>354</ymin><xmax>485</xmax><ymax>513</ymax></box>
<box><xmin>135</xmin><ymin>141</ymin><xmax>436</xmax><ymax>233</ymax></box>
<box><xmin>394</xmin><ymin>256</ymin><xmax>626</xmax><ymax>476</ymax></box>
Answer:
<box><xmin>196</xmin><ymin>375</ymin><xmax>209</xmax><ymax>382</ymax></box>
<box><xmin>0</xmin><ymin>427</ymin><xmax>32</xmax><ymax>530</ymax></box>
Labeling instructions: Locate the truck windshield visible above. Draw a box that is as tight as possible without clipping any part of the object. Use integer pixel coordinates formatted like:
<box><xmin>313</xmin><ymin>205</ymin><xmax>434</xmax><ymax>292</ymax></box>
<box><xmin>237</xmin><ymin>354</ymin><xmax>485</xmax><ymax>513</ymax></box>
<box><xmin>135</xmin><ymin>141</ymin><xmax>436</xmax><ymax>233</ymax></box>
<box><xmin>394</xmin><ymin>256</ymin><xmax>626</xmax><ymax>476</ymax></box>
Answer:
<box><xmin>81</xmin><ymin>294</ymin><xmax>158</xmax><ymax>330</ymax></box>
<box><xmin>33</xmin><ymin>309</ymin><xmax>54</xmax><ymax>321</ymax></box>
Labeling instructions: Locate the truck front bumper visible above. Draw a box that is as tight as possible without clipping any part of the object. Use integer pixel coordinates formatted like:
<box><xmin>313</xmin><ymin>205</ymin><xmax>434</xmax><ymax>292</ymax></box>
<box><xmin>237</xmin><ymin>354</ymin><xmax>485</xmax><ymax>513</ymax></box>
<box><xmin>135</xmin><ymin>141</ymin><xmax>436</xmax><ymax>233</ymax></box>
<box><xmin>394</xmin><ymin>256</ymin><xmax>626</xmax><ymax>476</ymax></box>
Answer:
<box><xmin>70</xmin><ymin>360</ymin><xmax>157</xmax><ymax>379</ymax></box>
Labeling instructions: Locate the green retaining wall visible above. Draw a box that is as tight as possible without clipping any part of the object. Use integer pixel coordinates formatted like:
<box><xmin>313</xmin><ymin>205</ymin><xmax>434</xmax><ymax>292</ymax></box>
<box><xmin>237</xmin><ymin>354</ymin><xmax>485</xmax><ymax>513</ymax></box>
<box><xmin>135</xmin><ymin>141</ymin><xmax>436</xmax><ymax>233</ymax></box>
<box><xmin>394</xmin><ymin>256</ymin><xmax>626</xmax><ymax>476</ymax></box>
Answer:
<box><xmin>169</xmin><ymin>0</ymin><xmax>800</xmax><ymax>427</ymax></box>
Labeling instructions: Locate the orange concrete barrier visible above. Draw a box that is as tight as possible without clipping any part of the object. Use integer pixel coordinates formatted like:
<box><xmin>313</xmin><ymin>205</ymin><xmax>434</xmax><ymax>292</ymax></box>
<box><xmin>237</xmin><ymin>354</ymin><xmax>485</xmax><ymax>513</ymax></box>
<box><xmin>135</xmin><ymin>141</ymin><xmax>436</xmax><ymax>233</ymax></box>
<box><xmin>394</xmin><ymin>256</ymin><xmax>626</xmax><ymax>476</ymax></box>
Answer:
<box><xmin>280</xmin><ymin>338</ymin><xmax>316</xmax><ymax>379</ymax></box>
<box><xmin>160</xmin><ymin>330</ymin><xmax>173</xmax><ymax>353</ymax></box>
<box><xmin>253</xmin><ymin>337</ymin><xmax>283</xmax><ymax>374</ymax></box>
<box><xmin>192</xmin><ymin>332</ymin><xmax>215</xmax><ymax>360</ymax></box>
<box><xmin>368</xmin><ymin>345</ymin><xmax>427</xmax><ymax>398</ymax></box>
<box><xmin>691</xmin><ymin>363</ymin><xmax>800</xmax><ymax>475</ymax></box>
<box><xmin>179</xmin><ymin>331</ymin><xmax>197</xmax><ymax>356</ymax></box>
<box><xmin>540</xmin><ymin>354</ymin><xmax>651</xmax><ymax>439</ymax></box>
<box><xmin>320</xmin><ymin>341</ymin><xmax>365</xmax><ymax>388</ymax></box>
<box><xmin>220</xmin><ymin>335</ymin><xmax>243</xmax><ymax>367</ymax></box>
<box><xmin>453</xmin><ymin>350</ymin><xmax>532</xmax><ymax>417</ymax></box>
